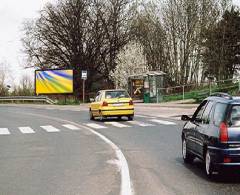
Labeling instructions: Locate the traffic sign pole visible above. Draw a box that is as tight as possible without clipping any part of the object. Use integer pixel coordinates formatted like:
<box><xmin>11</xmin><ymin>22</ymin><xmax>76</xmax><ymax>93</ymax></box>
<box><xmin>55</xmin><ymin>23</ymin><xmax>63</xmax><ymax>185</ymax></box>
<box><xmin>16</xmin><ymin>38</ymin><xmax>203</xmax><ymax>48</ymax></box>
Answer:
<box><xmin>83</xmin><ymin>79</ymin><xmax>85</xmax><ymax>103</ymax></box>
<box><xmin>81</xmin><ymin>70</ymin><xmax>87</xmax><ymax>103</ymax></box>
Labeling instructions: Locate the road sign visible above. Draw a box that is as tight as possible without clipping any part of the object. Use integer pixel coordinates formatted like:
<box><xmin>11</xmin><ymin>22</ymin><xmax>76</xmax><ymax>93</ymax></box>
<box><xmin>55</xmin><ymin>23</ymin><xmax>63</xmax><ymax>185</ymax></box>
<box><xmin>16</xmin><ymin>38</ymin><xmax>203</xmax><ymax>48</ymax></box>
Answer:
<box><xmin>81</xmin><ymin>70</ymin><xmax>87</xmax><ymax>80</ymax></box>
<box><xmin>81</xmin><ymin>70</ymin><xmax>87</xmax><ymax>103</ymax></box>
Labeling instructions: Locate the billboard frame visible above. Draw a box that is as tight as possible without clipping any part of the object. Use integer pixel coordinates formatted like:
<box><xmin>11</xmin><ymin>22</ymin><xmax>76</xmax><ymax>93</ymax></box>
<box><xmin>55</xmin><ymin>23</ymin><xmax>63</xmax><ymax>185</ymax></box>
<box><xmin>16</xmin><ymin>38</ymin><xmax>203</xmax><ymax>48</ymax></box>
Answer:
<box><xmin>34</xmin><ymin>68</ymin><xmax>74</xmax><ymax>96</ymax></box>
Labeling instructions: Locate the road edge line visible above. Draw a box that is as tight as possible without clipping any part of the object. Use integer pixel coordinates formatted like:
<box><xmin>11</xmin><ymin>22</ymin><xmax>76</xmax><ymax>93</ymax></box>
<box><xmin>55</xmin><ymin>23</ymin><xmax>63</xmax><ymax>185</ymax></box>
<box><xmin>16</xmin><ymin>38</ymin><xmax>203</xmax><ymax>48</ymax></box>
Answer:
<box><xmin>86</xmin><ymin>127</ymin><xmax>133</xmax><ymax>195</ymax></box>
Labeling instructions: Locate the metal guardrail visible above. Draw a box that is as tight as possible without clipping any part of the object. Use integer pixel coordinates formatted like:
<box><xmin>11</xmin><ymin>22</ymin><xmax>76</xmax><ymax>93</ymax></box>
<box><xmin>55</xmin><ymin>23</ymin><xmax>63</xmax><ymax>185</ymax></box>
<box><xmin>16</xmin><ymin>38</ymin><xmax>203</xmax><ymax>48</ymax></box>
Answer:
<box><xmin>0</xmin><ymin>96</ymin><xmax>55</xmax><ymax>105</ymax></box>
<box><xmin>156</xmin><ymin>77</ymin><xmax>240</xmax><ymax>103</ymax></box>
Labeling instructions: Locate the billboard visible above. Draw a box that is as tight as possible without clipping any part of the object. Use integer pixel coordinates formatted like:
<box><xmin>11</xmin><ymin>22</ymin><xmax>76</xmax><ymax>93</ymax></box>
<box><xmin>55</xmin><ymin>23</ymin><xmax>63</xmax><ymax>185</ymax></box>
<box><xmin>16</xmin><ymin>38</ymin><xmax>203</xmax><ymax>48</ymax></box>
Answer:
<box><xmin>35</xmin><ymin>69</ymin><xmax>73</xmax><ymax>95</ymax></box>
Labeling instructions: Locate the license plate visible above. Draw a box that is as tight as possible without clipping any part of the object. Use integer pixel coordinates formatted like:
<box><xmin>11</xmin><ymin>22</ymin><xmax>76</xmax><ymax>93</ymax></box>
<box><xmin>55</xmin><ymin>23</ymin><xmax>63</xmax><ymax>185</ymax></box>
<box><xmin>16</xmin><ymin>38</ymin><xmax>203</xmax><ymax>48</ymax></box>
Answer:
<box><xmin>113</xmin><ymin>103</ymin><xmax>123</xmax><ymax>107</ymax></box>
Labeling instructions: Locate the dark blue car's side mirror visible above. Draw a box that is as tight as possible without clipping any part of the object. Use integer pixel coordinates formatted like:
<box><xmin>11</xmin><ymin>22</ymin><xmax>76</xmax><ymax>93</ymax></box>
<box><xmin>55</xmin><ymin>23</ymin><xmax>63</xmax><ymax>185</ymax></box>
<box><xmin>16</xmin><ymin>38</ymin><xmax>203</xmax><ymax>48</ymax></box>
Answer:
<box><xmin>181</xmin><ymin>115</ymin><xmax>191</xmax><ymax>121</ymax></box>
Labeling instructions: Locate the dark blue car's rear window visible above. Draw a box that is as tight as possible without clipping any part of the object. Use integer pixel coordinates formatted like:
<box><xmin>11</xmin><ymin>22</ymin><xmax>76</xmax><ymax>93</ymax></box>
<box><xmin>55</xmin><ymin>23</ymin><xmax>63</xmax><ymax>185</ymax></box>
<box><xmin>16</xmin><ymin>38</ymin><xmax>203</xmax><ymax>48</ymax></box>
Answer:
<box><xmin>214</xmin><ymin>103</ymin><xmax>227</xmax><ymax>126</ymax></box>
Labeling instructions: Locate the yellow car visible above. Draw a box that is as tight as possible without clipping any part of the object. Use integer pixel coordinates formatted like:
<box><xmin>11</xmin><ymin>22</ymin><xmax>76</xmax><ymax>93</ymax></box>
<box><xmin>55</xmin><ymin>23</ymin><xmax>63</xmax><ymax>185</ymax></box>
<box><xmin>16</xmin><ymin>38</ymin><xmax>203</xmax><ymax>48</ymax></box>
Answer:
<box><xmin>89</xmin><ymin>89</ymin><xmax>134</xmax><ymax>120</ymax></box>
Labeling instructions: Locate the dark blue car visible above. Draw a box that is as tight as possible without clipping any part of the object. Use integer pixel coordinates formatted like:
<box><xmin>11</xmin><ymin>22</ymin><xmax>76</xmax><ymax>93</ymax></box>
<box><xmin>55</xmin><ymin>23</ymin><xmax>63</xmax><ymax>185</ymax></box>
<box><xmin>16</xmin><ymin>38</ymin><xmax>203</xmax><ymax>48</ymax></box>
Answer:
<box><xmin>181</xmin><ymin>93</ymin><xmax>240</xmax><ymax>177</ymax></box>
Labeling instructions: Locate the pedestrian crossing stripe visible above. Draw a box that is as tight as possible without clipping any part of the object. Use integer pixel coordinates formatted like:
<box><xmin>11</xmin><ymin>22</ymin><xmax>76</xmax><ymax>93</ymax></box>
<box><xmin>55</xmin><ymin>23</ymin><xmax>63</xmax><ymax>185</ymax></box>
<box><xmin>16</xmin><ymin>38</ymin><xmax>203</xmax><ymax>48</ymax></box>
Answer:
<box><xmin>127</xmin><ymin>120</ymin><xmax>155</xmax><ymax>127</ymax></box>
<box><xmin>135</xmin><ymin>115</ymin><xmax>157</xmax><ymax>119</ymax></box>
<box><xmin>0</xmin><ymin>128</ymin><xmax>10</xmax><ymax>135</ymax></box>
<box><xmin>104</xmin><ymin>122</ymin><xmax>131</xmax><ymax>128</ymax></box>
<box><xmin>85</xmin><ymin>123</ymin><xmax>107</xmax><ymax>129</ymax></box>
<box><xmin>149</xmin><ymin>119</ymin><xmax>176</xmax><ymax>125</ymax></box>
<box><xmin>62</xmin><ymin>124</ymin><xmax>80</xmax><ymax>130</ymax></box>
<box><xmin>19</xmin><ymin>127</ymin><xmax>35</xmax><ymax>134</ymax></box>
<box><xmin>40</xmin><ymin>125</ymin><xmax>60</xmax><ymax>132</ymax></box>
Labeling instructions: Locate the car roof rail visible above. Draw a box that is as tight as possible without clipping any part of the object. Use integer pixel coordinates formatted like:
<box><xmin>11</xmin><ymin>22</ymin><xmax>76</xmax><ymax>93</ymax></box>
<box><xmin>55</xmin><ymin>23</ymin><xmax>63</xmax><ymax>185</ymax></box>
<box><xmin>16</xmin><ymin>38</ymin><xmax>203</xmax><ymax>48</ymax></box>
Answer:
<box><xmin>210</xmin><ymin>92</ymin><xmax>233</xmax><ymax>100</ymax></box>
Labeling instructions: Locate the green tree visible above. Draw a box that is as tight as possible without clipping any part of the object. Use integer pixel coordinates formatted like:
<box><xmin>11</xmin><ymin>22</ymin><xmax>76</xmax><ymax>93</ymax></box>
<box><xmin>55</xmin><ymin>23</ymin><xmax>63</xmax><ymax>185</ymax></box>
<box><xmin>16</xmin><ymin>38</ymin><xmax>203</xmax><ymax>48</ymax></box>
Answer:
<box><xmin>203</xmin><ymin>7</ymin><xmax>240</xmax><ymax>81</ymax></box>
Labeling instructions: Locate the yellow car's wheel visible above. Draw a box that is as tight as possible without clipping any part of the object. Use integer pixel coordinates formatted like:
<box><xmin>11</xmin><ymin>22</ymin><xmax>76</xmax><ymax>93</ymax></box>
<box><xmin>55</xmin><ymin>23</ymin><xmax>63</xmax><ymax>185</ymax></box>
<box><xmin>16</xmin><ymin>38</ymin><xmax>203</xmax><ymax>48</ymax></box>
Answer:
<box><xmin>128</xmin><ymin>115</ymin><xmax>134</xmax><ymax>121</ymax></box>
<box><xmin>89</xmin><ymin>110</ymin><xmax>94</xmax><ymax>120</ymax></box>
<box><xmin>99</xmin><ymin>111</ymin><xmax>105</xmax><ymax>121</ymax></box>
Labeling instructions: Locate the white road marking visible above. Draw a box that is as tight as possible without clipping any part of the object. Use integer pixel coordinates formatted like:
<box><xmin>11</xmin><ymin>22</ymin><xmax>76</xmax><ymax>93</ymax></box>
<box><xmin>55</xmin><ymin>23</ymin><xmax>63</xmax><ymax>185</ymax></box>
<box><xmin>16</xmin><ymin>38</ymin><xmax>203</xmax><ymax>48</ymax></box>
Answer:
<box><xmin>13</xmin><ymin>111</ymin><xmax>134</xmax><ymax>195</ymax></box>
<box><xmin>150</xmin><ymin>119</ymin><xmax>176</xmax><ymax>125</ymax></box>
<box><xmin>135</xmin><ymin>114</ymin><xmax>156</xmax><ymax>119</ymax></box>
<box><xmin>104</xmin><ymin>122</ymin><xmax>131</xmax><ymax>128</ymax></box>
<box><xmin>85</xmin><ymin>123</ymin><xmax>107</xmax><ymax>129</ymax></box>
<box><xmin>19</xmin><ymin>127</ymin><xmax>35</xmax><ymax>134</ymax></box>
<box><xmin>62</xmin><ymin>124</ymin><xmax>80</xmax><ymax>130</ymax></box>
<box><xmin>127</xmin><ymin>120</ymin><xmax>155</xmax><ymax>127</ymax></box>
<box><xmin>40</xmin><ymin>125</ymin><xmax>60</xmax><ymax>132</ymax></box>
<box><xmin>107</xmin><ymin>159</ymin><xmax>121</xmax><ymax>172</ymax></box>
<box><xmin>85</xmin><ymin>126</ymin><xmax>133</xmax><ymax>195</ymax></box>
<box><xmin>0</xmin><ymin>128</ymin><xmax>10</xmax><ymax>135</ymax></box>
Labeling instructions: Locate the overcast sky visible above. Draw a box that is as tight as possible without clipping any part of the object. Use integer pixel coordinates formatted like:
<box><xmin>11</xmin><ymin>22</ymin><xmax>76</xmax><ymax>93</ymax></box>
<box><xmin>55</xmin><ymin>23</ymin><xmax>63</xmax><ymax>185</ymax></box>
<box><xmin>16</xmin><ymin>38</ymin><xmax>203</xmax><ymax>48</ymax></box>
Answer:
<box><xmin>0</xmin><ymin>0</ymin><xmax>54</xmax><ymax>86</ymax></box>
<box><xmin>0</xmin><ymin>0</ymin><xmax>239</xmax><ymax>86</ymax></box>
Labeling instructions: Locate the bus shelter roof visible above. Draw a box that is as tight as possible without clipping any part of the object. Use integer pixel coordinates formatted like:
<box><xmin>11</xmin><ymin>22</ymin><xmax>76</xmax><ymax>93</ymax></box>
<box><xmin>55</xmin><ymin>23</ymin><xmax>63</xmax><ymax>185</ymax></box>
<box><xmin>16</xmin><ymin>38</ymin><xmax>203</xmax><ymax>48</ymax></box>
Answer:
<box><xmin>129</xmin><ymin>71</ymin><xmax>166</xmax><ymax>79</ymax></box>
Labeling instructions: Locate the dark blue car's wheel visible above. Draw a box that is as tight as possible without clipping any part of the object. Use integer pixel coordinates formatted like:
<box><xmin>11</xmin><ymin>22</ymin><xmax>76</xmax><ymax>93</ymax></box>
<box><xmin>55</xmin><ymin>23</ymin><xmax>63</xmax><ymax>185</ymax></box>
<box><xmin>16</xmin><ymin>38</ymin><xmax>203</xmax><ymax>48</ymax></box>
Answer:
<box><xmin>182</xmin><ymin>138</ymin><xmax>194</xmax><ymax>163</ymax></box>
<box><xmin>205</xmin><ymin>150</ymin><xmax>214</xmax><ymax>177</ymax></box>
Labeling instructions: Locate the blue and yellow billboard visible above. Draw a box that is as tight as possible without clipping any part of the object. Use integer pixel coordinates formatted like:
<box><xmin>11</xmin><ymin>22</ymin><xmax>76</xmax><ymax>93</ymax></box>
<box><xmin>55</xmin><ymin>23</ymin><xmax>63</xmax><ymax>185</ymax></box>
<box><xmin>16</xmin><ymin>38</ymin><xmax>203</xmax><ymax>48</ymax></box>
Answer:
<box><xmin>35</xmin><ymin>69</ymin><xmax>73</xmax><ymax>95</ymax></box>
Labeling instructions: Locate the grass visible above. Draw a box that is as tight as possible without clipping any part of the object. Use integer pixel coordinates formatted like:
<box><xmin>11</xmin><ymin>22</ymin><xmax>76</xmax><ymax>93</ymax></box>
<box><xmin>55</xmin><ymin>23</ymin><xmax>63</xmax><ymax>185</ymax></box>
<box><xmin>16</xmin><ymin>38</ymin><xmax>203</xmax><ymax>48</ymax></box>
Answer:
<box><xmin>56</xmin><ymin>98</ymin><xmax>81</xmax><ymax>105</ymax></box>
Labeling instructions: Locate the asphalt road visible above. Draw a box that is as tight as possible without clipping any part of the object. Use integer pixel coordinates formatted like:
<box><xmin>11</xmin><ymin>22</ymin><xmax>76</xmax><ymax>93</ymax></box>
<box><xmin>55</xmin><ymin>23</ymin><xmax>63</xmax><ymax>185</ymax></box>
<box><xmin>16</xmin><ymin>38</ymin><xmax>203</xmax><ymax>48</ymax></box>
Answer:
<box><xmin>1</xmin><ymin>105</ymin><xmax>240</xmax><ymax>195</ymax></box>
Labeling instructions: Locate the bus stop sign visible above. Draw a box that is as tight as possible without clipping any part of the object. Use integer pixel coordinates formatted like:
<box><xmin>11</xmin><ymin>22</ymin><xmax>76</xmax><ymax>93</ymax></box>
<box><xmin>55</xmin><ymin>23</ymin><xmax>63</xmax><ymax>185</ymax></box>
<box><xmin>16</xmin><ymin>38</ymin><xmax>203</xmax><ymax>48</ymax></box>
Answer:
<box><xmin>81</xmin><ymin>70</ymin><xmax>87</xmax><ymax>80</ymax></box>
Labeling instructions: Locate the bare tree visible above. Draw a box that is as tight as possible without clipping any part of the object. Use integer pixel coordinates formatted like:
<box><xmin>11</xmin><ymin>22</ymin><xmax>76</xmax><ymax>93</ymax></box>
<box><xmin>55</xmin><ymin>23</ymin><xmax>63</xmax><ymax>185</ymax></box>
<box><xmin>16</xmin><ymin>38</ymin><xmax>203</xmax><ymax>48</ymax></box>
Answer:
<box><xmin>11</xmin><ymin>75</ymin><xmax>34</xmax><ymax>96</ymax></box>
<box><xmin>110</xmin><ymin>41</ymin><xmax>148</xmax><ymax>88</ymax></box>
<box><xmin>0</xmin><ymin>71</ymin><xmax>7</xmax><ymax>96</ymax></box>
<box><xmin>132</xmin><ymin>1</ymin><xmax>168</xmax><ymax>73</ymax></box>
<box><xmin>0</xmin><ymin>62</ymin><xmax>10</xmax><ymax>96</ymax></box>
<box><xmin>22</xmin><ymin>0</ymin><xmax>235</xmax><ymax>91</ymax></box>
<box><xmin>163</xmin><ymin>0</ymin><xmax>235</xmax><ymax>85</ymax></box>
<box><xmin>22</xmin><ymin>0</ymin><xmax>133</xmax><ymax>95</ymax></box>
<box><xmin>131</xmin><ymin>0</ymin><xmax>226</xmax><ymax>85</ymax></box>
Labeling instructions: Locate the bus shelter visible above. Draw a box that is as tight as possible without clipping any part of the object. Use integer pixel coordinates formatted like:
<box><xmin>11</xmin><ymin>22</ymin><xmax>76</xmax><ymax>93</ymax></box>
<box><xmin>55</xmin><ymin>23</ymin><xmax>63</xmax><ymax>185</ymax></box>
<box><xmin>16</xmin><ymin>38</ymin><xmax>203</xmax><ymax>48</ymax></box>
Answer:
<box><xmin>128</xmin><ymin>71</ymin><xmax>166</xmax><ymax>103</ymax></box>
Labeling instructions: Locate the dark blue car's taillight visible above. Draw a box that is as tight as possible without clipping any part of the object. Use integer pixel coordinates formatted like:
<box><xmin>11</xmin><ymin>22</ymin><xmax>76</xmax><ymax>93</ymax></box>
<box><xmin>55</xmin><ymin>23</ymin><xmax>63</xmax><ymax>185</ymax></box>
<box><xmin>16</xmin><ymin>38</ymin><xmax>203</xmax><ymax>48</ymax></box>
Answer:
<box><xmin>220</xmin><ymin>122</ymin><xmax>228</xmax><ymax>143</ymax></box>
